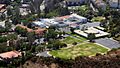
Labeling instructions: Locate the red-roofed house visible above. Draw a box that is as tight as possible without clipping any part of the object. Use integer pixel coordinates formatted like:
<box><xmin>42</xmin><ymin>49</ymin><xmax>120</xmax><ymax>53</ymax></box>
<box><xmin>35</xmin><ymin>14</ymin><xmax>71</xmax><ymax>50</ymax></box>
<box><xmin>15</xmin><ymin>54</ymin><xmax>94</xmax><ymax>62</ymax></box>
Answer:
<box><xmin>55</xmin><ymin>15</ymin><xmax>70</xmax><ymax>21</ymax></box>
<box><xmin>0</xmin><ymin>51</ymin><xmax>21</xmax><ymax>60</ymax></box>
<box><xmin>16</xmin><ymin>24</ymin><xmax>46</xmax><ymax>35</ymax></box>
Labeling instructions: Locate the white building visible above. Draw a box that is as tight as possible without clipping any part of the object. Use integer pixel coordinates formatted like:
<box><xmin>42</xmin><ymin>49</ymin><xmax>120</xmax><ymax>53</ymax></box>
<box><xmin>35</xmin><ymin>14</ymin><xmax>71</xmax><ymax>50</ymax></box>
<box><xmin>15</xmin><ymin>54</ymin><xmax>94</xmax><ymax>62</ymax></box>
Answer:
<box><xmin>70</xmin><ymin>14</ymin><xmax>87</xmax><ymax>23</ymax></box>
<box><xmin>74</xmin><ymin>27</ymin><xmax>109</xmax><ymax>38</ymax></box>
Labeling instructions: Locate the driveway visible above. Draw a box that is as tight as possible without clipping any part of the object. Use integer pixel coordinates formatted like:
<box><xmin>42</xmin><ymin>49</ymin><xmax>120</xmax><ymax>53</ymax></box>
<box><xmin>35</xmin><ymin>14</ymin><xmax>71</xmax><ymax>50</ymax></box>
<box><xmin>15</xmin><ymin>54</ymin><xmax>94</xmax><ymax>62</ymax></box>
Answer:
<box><xmin>95</xmin><ymin>38</ymin><xmax>120</xmax><ymax>49</ymax></box>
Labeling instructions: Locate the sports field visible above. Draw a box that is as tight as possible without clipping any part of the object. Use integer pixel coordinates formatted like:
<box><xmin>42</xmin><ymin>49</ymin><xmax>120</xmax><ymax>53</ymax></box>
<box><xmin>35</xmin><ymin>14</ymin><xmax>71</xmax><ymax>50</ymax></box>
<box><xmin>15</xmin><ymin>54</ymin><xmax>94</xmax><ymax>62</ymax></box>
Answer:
<box><xmin>49</xmin><ymin>42</ymin><xmax>108</xmax><ymax>59</ymax></box>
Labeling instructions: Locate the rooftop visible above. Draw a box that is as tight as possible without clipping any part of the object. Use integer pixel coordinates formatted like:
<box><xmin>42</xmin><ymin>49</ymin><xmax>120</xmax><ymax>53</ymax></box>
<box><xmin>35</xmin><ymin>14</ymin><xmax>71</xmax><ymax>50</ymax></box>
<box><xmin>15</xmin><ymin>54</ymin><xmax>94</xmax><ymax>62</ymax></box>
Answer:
<box><xmin>74</xmin><ymin>27</ymin><xmax>109</xmax><ymax>38</ymax></box>
<box><xmin>16</xmin><ymin>24</ymin><xmax>46</xmax><ymax>35</ymax></box>
<box><xmin>0</xmin><ymin>51</ymin><xmax>21</xmax><ymax>60</ymax></box>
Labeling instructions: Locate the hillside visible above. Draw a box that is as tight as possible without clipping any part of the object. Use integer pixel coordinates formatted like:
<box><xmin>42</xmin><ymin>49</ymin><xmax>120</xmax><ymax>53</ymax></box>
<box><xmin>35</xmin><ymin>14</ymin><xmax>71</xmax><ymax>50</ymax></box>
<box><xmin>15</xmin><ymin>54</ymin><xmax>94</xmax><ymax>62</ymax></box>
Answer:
<box><xmin>22</xmin><ymin>49</ymin><xmax>120</xmax><ymax>68</ymax></box>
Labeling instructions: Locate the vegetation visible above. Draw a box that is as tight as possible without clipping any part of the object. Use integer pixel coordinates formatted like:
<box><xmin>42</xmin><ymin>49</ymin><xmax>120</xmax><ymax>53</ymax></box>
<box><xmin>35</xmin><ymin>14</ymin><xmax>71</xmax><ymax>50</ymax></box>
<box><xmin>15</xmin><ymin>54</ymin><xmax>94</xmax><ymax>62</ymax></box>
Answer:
<box><xmin>1</xmin><ymin>0</ymin><xmax>120</xmax><ymax>68</ymax></box>
<box><xmin>45</xmin><ymin>7</ymin><xmax>70</xmax><ymax>18</ymax></box>
<box><xmin>0</xmin><ymin>36</ymin><xmax>7</xmax><ymax>43</ymax></box>
<box><xmin>15</xmin><ymin>26</ymin><xmax>27</xmax><ymax>36</ymax></box>
<box><xmin>88</xmin><ymin>33</ymin><xmax>96</xmax><ymax>42</ymax></box>
<box><xmin>62</xmin><ymin>36</ymin><xmax>84</xmax><ymax>44</ymax></box>
<box><xmin>91</xmin><ymin>17</ymin><xmax>105</xmax><ymax>22</ymax></box>
<box><xmin>50</xmin><ymin>42</ymin><xmax>108</xmax><ymax>59</ymax></box>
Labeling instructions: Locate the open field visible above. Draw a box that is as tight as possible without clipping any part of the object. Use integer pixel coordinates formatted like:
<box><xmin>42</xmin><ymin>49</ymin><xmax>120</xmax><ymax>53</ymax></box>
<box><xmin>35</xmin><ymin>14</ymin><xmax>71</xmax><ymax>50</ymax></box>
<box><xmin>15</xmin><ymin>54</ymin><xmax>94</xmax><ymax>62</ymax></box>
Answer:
<box><xmin>91</xmin><ymin>17</ymin><xmax>105</xmax><ymax>22</ymax></box>
<box><xmin>61</xmin><ymin>35</ymin><xmax>86</xmax><ymax>44</ymax></box>
<box><xmin>50</xmin><ymin>42</ymin><xmax>108</xmax><ymax>59</ymax></box>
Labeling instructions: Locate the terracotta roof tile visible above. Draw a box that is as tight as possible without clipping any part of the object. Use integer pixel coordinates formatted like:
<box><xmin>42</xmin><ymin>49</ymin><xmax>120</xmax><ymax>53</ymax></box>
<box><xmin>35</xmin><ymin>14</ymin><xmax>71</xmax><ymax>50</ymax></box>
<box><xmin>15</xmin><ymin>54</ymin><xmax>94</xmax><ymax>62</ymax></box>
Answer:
<box><xmin>0</xmin><ymin>51</ymin><xmax>21</xmax><ymax>59</ymax></box>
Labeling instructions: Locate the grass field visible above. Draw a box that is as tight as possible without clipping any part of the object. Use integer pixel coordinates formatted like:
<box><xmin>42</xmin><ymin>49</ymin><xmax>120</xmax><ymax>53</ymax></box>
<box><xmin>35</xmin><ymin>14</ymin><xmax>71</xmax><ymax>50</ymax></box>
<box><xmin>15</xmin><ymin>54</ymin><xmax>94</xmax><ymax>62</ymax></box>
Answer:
<box><xmin>71</xmin><ymin>34</ymin><xmax>87</xmax><ymax>41</ymax></box>
<box><xmin>49</xmin><ymin>42</ymin><xmax>108</xmax><ymax>59</ymax></box>
<box><xmin>61</xmin><ymin>36</ymin><xmax>86</xmax><ymax>44</ymax></box>
<box><xmin>91</xmin><ymin>17</ymin><xmax>105</xmax><ymax>22</ymax></box>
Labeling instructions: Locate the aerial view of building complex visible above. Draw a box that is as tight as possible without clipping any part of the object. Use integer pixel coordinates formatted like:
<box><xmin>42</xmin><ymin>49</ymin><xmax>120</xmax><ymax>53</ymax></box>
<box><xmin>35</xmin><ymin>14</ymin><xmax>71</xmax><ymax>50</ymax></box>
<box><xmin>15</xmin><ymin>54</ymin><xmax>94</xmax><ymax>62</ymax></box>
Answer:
<box><xmin>0</xmin><ymin>0</ymin><xmax>120</xmax><ymax>68</ymax></box>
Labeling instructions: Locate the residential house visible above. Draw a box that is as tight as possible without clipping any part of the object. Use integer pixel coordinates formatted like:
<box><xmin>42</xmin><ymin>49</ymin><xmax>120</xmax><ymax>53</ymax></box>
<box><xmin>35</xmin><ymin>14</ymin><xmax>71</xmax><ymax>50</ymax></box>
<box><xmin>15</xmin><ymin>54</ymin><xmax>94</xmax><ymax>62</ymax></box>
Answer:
<box><xmin>16</xmin><ymin>24</ymin><xmax>46</xmax><ymax>35</ymax></box>
<box><xmin>0</xmin><ymin>51</ymin><xmax>21</xmax><ymax>60</ymax></box>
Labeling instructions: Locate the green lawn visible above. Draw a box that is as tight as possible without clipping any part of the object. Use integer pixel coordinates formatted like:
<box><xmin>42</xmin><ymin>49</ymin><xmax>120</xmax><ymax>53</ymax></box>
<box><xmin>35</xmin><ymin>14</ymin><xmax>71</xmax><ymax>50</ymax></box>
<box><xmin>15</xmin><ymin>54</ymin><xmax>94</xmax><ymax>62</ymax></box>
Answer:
<box><xmin>71</xmin><ymin>34</ymin><xmax>87</xmax><ymax>41</ymax></box>
<box><xmin>91</xmin><ymin>17</ymin><xmax>105</xmax><ymax>22</ymax></box>
<box><xmin>50</xmin><ymin>43</ymin><xmax>108</xmax><ymax>59</ymax></box>
<box><xmin>61</xmin><ymin>36</ymin><xmax>85</xmax><ymax>44</ymax></box>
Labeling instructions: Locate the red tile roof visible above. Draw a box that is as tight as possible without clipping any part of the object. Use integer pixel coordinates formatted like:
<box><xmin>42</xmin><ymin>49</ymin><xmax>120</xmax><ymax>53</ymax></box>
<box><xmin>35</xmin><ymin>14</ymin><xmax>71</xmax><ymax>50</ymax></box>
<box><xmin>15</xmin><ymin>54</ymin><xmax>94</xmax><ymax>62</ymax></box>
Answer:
<box><xmin>0</xmin><ymin>51</ymin><xmax>21</xmax><ymax>59</ymax></box>
<box><xmin>16</xmin><ymin>24</ymin><xmax>46</xmax><ymax>35</ymax></box>
<box><xmin>57</xmin><ymin>15</ymin><xmax>70</xmax><ymax>20</ymax></box>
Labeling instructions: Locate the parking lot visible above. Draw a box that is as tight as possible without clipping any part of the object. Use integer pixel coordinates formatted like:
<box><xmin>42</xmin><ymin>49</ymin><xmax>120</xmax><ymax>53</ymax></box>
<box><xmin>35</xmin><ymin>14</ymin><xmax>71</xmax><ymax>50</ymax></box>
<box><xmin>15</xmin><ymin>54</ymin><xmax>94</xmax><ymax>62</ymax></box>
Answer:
<box><xmin>95</xmin><ymin>38</ymin><xmax>120</xmax><ymax>49</ymax></box>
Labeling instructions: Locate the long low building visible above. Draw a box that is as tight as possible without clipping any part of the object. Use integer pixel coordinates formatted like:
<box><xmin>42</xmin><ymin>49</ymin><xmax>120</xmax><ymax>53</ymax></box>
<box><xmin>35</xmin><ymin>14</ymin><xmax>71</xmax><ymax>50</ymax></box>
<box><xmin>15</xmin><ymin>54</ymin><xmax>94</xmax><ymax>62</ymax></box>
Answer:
<box><xmin>32</xmin><ymin>14</ymin><xmax>87</xmax><ymax>29</ymax></box>
<box><xmin>74</xmin><ymin>27</ymin><xmax>109</xmax><ymax>38</ymax></box>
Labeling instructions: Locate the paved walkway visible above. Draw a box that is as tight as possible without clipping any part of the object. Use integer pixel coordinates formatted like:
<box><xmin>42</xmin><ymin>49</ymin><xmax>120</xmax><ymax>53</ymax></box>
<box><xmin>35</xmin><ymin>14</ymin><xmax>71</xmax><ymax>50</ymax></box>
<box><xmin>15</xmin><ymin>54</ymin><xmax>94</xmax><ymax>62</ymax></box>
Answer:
<box><xmin>95</xmin><ymin>38</ymin><xmax>120</xmax><ymax>49</ymax></box>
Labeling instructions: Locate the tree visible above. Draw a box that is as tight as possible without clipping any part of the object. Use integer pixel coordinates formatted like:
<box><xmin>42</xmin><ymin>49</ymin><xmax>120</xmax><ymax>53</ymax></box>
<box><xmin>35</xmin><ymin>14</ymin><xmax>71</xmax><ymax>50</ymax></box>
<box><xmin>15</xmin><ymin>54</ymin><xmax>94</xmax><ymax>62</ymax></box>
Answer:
<box><xmin>35</xmin><ymin>45</ymin><xmax>45</xmax><ymax>52</ymax></box>
<box><xmin>7</xmin><ymin>33</ymin><xmax>18</xmax><ymax>47</ymax></box>
<box><xmin>15</xmin><ymin>26</ymin><xmax>27</xmax><ymax>36</ymax></box>
<box><xmin>88</xmin><ymin>33</ymin><xmax>96</xmax><ymax>42</ymax></box>
<box><xmin>44</xmin><ymin>29</ymin><xmax>58</xmax><ymax>41</ymax></box>
<box><xmin>26</xmin><ymin>32</ymin><xmax>35</xmax><ymax>45</ymax></box>
<box><xmin>6</xmin><ymin>6</ymin><xmax>13</xmax><ymax>17</ymax></box>
<box><xmin>70</xmin><ymin>27</ymin><xmax>75</xmax><ymax>34</ymax></box>
<box><xmin>5</xmin><ymin>19</ymin><xmax>12</xmax><ymax>31</ymax></box>
<box><xmin>100</xmin><ymin>20</ymin><xmax>107</xmax><ymax>27</ymax></box>
<box><xmin>0</xmin><ymin>14</ymin><xmax>6</xmax><ymax>21</ymax></box>
<box><xmin>10</xmin><ymin>1</ymin><xmax>21</xmax><ymax>25</ymax></box>
<box><xmin>0</xmin><ymin>36</ymin><xmax>7</xmax><ymax>43</ymax></box>
<box><xmin>7</xmin><ymin>33</ymin><xmax>18</xmax><ymax>40</ymax></box>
